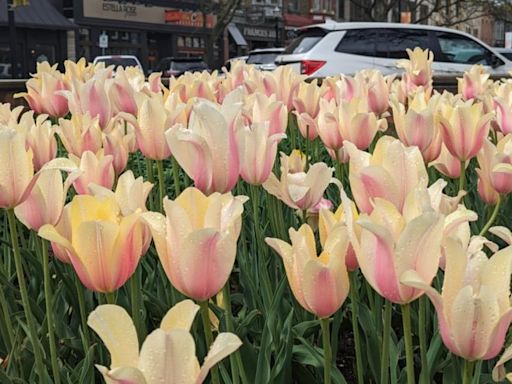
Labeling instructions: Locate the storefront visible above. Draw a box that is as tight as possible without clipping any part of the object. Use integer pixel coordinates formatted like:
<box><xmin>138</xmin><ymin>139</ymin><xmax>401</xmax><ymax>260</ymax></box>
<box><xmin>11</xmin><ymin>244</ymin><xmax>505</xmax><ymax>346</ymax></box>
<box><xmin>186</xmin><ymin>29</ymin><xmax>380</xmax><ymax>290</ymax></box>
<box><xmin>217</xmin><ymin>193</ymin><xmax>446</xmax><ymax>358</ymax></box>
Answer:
<box><xmin>72</xmin><ymin>0</ymin><xmax>215</xmax><ymax>72</ymax></box>
<box><xmin>0</xmin><ymin>0</ymin><xmax>76</xmax><ymax>78</ymax></box>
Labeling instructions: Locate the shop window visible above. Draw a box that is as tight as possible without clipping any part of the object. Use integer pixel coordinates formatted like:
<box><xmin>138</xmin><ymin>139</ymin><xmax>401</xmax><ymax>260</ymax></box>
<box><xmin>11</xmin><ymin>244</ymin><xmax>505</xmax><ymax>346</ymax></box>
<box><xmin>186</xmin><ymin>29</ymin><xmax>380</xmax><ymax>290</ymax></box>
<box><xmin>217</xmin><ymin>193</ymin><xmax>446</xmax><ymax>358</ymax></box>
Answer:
<box><xmin>310</xmin><ymin>0</ymin><xmax>334</xmax><ymax>13</ymax></box>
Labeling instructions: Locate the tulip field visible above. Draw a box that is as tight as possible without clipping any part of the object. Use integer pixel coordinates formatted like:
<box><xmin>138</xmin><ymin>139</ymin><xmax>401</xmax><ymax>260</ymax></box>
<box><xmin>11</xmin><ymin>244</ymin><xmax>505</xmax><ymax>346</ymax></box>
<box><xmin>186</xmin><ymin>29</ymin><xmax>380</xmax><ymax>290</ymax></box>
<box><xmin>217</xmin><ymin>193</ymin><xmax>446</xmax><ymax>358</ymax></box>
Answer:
<box><xmin>2</xmin><ymin>48</ymin><xmax>512</xmax><ymax>384</ymax></box>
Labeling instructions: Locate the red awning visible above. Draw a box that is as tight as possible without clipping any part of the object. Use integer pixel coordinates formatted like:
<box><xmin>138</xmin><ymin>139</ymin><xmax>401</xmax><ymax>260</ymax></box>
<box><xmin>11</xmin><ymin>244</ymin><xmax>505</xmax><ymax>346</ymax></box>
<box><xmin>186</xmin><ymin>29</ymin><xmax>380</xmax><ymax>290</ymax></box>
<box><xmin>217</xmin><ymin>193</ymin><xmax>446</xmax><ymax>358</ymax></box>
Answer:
<box><xmin>283</xmin><ymin>13</ymin><xmax>315</xmax><ymax>28</ymax></box>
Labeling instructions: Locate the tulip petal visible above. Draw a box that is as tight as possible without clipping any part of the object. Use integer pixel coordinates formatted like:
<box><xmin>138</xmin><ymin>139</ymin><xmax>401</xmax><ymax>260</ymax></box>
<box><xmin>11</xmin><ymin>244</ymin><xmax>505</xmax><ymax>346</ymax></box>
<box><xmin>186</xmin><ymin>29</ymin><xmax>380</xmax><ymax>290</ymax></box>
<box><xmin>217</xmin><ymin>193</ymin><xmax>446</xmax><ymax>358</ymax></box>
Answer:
<box><xmin>196</xmin><ymin>333</ymin><xmax>242</xmax><ymax>384</ymax></box>
<box><xmin>96</xmin><ymin>365</ymin><xmax>147</xmax><ymax>384</ymax></box>
<box><xmin>73</xmin><ymin>221</ymin><xmax>119</xmax><ymax>292</ymax></box>
<box><xmin>492</xmin><ymin>342</ymin><xmax>512</xmax><ymax>381</ymax></box>
<box><xmin>357</xmin><ymin>220</ymin><xmax>402</xmax><ymax>303</ymax></box>
<box><xmin>139</xmin><ymin>329</ymin><xmax>200</xmax><ymax>384</ymax></box>
<box><xmin>87</xmin><ymin>304</ymin><xmax>139</xmax><ymax>368</ymax></box>
<box><xmin>179</xmin><ymin>229</ymin><xmax>236</xmax><ymax>300</ymax></box>
<box><xmin>395</xmin><ymin>212</ymin><xmax>444</xmax><ymax>302</ymax></box>
<box><xmin>160</xmin><ymin>299</ymin><xmax>199</xmax><ymax>332</ymax></box>
<box><xmin>142</xmin><ymin>212</ymin><xmax>169</xmax><ymax>267</ymax></box>
<box><xmin>489</xmin><ymin>226</ymin><xmax>512</xmax><ymax>245</ymax></box>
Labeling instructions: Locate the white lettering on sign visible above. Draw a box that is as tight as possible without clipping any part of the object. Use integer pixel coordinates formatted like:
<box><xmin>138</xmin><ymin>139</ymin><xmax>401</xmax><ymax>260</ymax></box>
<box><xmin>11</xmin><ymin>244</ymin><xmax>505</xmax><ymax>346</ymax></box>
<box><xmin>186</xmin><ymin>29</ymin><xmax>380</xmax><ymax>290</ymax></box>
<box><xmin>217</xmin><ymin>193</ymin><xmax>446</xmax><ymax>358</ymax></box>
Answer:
<box><xmin>243</xmin><ymin>27</ymin><xmax>277</xmax><ymax>40</ymax></box>
<box><xmin>102</xmin><ymin>2</ymin><xmax>137</xmax><ymax>17</ymax></box>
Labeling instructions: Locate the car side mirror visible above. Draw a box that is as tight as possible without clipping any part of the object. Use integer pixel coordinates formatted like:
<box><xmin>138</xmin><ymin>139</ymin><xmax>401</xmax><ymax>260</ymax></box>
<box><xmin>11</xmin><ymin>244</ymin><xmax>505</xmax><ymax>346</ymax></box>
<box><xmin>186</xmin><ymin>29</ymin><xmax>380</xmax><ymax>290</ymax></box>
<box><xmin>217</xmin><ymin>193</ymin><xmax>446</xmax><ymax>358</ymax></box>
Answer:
<box><xmin>490</xmin><ymin>53</ymin><xmax>503</xmax><ymax>68</ymax></box>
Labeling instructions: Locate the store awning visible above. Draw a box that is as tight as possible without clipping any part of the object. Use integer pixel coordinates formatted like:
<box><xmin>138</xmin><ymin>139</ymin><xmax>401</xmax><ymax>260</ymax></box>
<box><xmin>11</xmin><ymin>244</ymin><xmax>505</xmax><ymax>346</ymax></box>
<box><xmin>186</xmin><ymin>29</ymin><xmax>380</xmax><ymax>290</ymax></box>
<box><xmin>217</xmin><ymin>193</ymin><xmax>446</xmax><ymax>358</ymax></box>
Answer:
<box><xmin>0</xmin><ymin>0</ymin><xmax>77</xmax><ymax>30</ymax></box>
<box><xmin>227</xmin><ymin>23</ymin><xmax>247</xmax><ymax>46</ymax></box>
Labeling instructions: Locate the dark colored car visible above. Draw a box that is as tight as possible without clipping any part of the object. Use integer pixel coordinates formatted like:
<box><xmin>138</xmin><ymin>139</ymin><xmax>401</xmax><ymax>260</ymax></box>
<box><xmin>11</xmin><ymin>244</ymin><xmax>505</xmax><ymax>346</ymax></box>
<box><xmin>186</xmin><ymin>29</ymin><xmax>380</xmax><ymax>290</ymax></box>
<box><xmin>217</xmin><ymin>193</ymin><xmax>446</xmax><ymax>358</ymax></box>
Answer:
<box><xmin>155</xmin><ymin>57</ymin><xmax>210</xmax><ymax>77</ymax></box>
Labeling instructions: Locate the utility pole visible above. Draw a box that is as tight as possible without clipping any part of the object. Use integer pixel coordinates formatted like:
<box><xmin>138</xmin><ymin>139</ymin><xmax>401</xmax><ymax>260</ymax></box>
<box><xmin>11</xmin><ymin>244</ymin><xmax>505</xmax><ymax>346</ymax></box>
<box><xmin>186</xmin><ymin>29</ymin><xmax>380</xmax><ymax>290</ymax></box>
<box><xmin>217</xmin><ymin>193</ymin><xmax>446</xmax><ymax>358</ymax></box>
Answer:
<box><xmin>7</xmin><ymin>0</ymin><xmax>18</xmax><ymax>78</ymax></box>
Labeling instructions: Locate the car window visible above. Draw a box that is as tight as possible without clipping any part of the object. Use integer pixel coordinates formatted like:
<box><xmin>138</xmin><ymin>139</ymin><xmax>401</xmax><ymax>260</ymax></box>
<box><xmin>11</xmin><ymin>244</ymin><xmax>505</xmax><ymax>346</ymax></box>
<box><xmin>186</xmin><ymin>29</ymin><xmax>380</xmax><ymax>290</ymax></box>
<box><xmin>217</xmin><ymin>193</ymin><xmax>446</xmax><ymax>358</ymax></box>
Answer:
<box><xmin>500</xmin><ymin>52</ymin><xmax>512</xmax><ymax>60</ymax></box>
<box><xmin>435</xmin><ymin>32</ymin><xmax>493</xmax><ymax>65</ymax></box>
<box><xmin>171</xmin><ymin>61</ymin><xmax>208</xmax><ymax>72</ymax></box>
<box><xmin>284</xmin><ymin>28</ymin><xmax>326</xmax><ymax>54</ymax></box>
<box><xmin>336</xmin><ymin>28</ymin><xmax>431</xmax><ymax>59</ymax></box>
<box><xmin>96</xmin><ymin>57</ymin><xmax>139</xmax><ymax>68</ymax></box>
<box><xmin>373</xmin><ymin>29</ymin><xmax>431</xmax><ymax>58</ymax></box>
<box><xmin>335</xmin><ymin>29</ymin><xmax>375</xmax><ymax>56</ymax></box>
<box><xmin>247</xmin><ymin>53</ymin><xmax>280</xmax><ymax>64</ymax></box>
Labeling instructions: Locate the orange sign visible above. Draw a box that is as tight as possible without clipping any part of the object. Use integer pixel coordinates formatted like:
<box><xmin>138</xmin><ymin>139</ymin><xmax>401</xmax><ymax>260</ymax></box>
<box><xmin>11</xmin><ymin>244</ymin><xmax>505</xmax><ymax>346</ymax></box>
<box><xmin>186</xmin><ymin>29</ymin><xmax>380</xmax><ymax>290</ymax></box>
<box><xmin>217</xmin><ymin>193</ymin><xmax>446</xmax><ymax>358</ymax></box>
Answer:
<box><xmin>400</xmin><ymin>11</ymin><xmax>411</xmax><ymax>24</ymax></box>
<box><xmin>165</xmin><ymin>10</ymin><xmax>216</xmax><ymax>28</ymax></box>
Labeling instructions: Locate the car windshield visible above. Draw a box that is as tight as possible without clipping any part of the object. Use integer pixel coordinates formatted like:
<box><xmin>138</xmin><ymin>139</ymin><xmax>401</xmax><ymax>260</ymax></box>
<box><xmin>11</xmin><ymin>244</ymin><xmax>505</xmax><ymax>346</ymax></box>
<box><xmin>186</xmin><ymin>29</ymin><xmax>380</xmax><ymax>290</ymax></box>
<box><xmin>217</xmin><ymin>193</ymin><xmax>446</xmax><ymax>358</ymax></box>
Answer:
<box><xmin>172</xmin><ymin>61</ymin><xmax>208</xmax><ymax>71</ymax></box>
<box><xmin>96</xmin><ymin>57</ymin><xmax>139</xmax><ymax>68</ymax></box>
<box><xmin>284</xmin><ymin>28</ymin><xmax>326</xmax><ymax>54</ymax></box>
<box><xmin>500</xmin><ymin>52</ymin><xmax>512</xmax><ymax>60</ymax></box>
<box><xmin>246</xmin><ymin>53</ymin><xmax>280</xmax><ymax>64</ymax></box>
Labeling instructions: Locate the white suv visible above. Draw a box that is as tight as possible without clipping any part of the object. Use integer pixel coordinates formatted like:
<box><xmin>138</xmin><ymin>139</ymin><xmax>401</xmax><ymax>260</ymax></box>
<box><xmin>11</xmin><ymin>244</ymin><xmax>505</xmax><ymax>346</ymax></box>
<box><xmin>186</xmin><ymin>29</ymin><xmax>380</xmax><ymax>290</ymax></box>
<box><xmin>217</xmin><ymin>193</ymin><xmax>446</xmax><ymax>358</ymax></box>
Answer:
<box><xmin>276</xmin><ymin>22</ymin><xmax>512</xmax><ymax>78</ymax></box>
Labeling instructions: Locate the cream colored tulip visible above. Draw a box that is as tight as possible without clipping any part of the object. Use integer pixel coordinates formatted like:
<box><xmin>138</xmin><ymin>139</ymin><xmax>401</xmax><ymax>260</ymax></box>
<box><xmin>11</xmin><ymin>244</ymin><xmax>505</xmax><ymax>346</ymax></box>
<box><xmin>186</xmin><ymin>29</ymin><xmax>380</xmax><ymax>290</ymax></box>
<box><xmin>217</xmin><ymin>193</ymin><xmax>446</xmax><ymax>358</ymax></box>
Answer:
<box><xmin>88</xmin><ymin>300</ymin><xmax>242</xmax><ymax>384</ymax></box>
<box><xmin>143</xmin><ymin>187</ymin><xmax>247</xmax><ymax>301</ymax></box>
<box><xmin>39</xmin><ymin>195</ymin><xmax>146</xmax><ymax>292</ymax></box>
<box><xmin>17</xmin><ymin>111</ymin><xmax>57</xmax><ymax>171</ymax></box>
<box><xmin>69</xmin><ymin>150</ymin><xmax>115</xmax><ymax>195</ymax></box>
<box><xmin>263</xmin><ymin>151</ymin><xmax>334</xmax><ymax>211</ymax></box>
<box><xmin>266</xmin><ymin>224</ymin><xmax>350</xmax><ymax>318</ymax></box>
<box><xmin>458</xmin><ymin>65</ymin><xmax>491</xmax><ymax>101</ymax></box>
<box><xmin>344</xmin><ymin>187</ymin><xmax>444</xmax><ymax>304</ymax></box>
<box><xmin>438</xmin><ymin>101</ymin><xmax>493</xmax><ymax>161</ymax></box>
<box><xmin>56</xmin><ymin>112</ymin><xmax>103</xmax><ymax>157</ymax></box>
<box><xmin>402</xmin><ymin>239</ymin><xmax>512</xmax><ymax>361</ymax></box>
<box><xmin>345</xmin><ymin>136</ymin><xmax>428</xmax><ymax>213</ymax></box>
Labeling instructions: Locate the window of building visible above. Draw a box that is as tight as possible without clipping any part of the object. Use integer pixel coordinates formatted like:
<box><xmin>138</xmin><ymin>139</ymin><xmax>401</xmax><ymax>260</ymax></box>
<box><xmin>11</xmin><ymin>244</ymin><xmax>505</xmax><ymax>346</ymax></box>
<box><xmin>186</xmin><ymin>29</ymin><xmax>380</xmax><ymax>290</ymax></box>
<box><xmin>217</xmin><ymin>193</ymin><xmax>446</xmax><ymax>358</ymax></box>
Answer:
<box><xmin>288</xmin><ymin>0</ymin><xmax>299</xmax><ymax>12</ymax></box>
<box><xmin>310</xmin><ymin>0</ymin><xmax>334</xmax><ymax>13</ymax></box>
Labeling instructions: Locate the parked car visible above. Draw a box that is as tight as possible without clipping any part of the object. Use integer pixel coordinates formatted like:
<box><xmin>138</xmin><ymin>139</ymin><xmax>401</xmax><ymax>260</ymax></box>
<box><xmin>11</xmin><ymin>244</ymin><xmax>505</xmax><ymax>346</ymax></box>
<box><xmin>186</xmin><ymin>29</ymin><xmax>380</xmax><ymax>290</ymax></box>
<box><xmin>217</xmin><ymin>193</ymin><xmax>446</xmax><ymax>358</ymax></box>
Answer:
<box><xmin>224</xmin><ymin>55</ymin><xmax>248</xmax><ymax>71</ymax></box>
<box><xmin>495</xmin><ymin>47</ymin><xmax>512</xmax><ymax>61</ymax></box>
<box><xmin>92</xmin><ymin>55</ymin><xmax>143</xmax><ymax>72</ymax></box>
<box><xmin>276</xmin><ymin>22</ymin><xmax>512</xmax><ymax>78</ymax></box>
<box><xmin>155</xmin><ymin>57</ymin><xmax>210</xmax><ymax>78</ymax></box>
<box><xmin>246</xmin><ymin>48</ymin><xmax>285</xmax><ymax>71</ymax></box>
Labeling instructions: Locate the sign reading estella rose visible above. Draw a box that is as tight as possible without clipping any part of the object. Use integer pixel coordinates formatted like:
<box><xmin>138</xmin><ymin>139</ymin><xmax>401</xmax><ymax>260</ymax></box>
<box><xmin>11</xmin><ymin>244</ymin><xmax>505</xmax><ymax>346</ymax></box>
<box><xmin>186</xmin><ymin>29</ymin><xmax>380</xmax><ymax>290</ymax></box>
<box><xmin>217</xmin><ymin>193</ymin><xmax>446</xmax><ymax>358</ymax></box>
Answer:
<box><xmin>82</xmin><ymin>0</ymin><xmax>215</xmax><ymax>28</ymax></box>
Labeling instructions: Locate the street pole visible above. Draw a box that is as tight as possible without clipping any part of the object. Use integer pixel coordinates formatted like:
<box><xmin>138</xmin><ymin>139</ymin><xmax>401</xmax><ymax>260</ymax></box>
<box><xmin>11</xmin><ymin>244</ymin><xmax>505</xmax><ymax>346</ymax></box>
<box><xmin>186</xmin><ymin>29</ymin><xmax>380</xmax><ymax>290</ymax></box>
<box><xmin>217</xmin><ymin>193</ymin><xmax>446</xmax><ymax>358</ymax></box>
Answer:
<box><xmin>7</xmin><ymin>0</ymin><xmax>18</xmax><ymax>78</ymax></box>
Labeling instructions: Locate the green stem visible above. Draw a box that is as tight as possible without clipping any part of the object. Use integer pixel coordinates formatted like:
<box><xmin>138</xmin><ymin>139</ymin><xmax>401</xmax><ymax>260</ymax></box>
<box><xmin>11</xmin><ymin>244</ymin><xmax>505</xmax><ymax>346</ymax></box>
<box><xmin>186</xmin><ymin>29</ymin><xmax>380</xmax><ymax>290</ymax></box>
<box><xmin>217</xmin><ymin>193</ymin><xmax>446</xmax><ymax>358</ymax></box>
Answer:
<box><xmin>223</xmin><ymin>283</ymin><xmax>246</xmax><ymax>384</ymax></box>
<box><xmin>401</xmin><ymin>303</ymin><xmax>416</xmax><ymax>384</ymax></box>
<box><xmin>462</xmin><ymin>359</ymin><xmax>475</xmax><ymax>384</ymax></box>
<box><xmin>479</xmin><ymin>195</ymin><xmax>501</xmax><ymax>236</ymax></box>
<box><xmin>156</xmin><ymin>160</ymin><xmax>166</xmax><ymax>213</ymax></box>
<box><xmin>171</xmin><ymin>157</ymin><xmax>182</xmax><ymax>196</ymax></box>
<box><xmin>41</xmin><ymin>238</ymin><xmax>61</xmax><ymax>384</ymax></box>
<box><xmin>130</xmin><ymin>269</ymin><xmax>144</xmax><ymax>340</ymax></box>
<box><xmin>105</xmin><ymin>291</ymin><xmax>116</xmax><ymax>305</ymax></box>
<box><xmin>145</xmin><ymin>158</ymin><xmax>156</xmax><ymax>211</ymax></box>
<box><xmin>320</xmin><ymin>318</ymin><xmax>332</xmax><ymax>384</ymax></box>
<box><xmin>73</xmin><ymin>273</ymin><xmax>90</xmax><ymax>350</ymax></box>
<box><xmin>419</xmin><ymin>297</ymin><xmax>429</xmax><ymax>384</ymax></box>
<box><xmin>458</xmin><ymin>160</ymin><xmax>466</xmax><ymax>193</ymax></box>
<box><xmin>305</xmin><ymin>125</ymin><xmax>310</xmax><ymax>171</ymax></box>
<box><xmin>349</xmin><ymin>272</ymin><xmax>364</xmax><ymax>384</ymax></box>
<box><xmin>6</xmin><ymin>209</ymin><xmax>46</xmax><ymax>380</ymax></box>
<box><xmin>0</xmin><ymin>288</ymin><xmax>14</xmax><ymax>351</ymax></box>
<box><xmin>199</xmin><ymin>300</ymin><xmax>220</xmax><ymax>384</ymax></box>
<box><xmin>381</xmin><ymin>300</ymin><xmax>392</xmax><ymax>384</ymax></box>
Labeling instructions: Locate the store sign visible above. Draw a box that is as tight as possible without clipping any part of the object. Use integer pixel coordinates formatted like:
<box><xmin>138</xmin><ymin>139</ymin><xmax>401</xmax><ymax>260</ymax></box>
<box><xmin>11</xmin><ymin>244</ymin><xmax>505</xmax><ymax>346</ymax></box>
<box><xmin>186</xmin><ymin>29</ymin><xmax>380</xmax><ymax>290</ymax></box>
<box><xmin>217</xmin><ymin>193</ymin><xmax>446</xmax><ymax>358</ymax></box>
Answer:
<box><xmin>99</xmin><ymin>32</ymin><xmax>108</xmax><ymax>48</ymax></box>
<box><xmin>84</xmin><ymin>0</ymin><xmax>164</xmax><ymax>22</ymax></box>
<box><xmin>165</xmin><ymin>10</ymin><xmax>216</xmax><ymax>28</ymax></box>
<box><xmin>242</xmin><ymin>26</ymin><xmax>277</xmax><ymax>40</ymax></box>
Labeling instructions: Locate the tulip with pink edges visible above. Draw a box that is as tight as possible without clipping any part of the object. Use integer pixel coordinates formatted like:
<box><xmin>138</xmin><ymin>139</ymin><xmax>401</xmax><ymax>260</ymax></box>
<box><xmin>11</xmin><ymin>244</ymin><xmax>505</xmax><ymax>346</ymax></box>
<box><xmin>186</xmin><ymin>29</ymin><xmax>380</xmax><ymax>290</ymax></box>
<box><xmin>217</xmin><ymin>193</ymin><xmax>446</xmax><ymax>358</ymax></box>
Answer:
<box><xmin>402</xmin><ymin>239</ymin><xmax>512</xmax><ymax>384</ymax></box>
<box><xmin>15</xmin><ymin>62</ymin><xmax>69</xmax><ymax>118</ymax></box>
<box><xmin>142</xmin><ymin>187</ymin><xmax>247</xmax><ymax>302</ymax></box>
<box><xmin>396</xmin><ymin>47</ymin><xmax>434</xmax><ymax>96</ymax></box>
<box><xmin>458</xmin><ymin>65</ymin><xmax>491</xmax><ymax>101</ymax></box>
<box><xmin>344</xmin><ymin>136</ymin><xmax>428</xmax><ymax>214</ymax></box>
<box><xmin>266</xmin><ymin>224</ymin><xmax>350</xmax><ymax>384</ymax></box>
<box><xmin>56</xmin><ymin>112</ymin><xmax>103</xmax><ymax>157</ymax></box>
<box><xmin>263</xmin><ymin>150</ymin><xmax>334</xmax><ymax>214</ymax></box>
<box><xmin>237</xmin><ymin>121</ymin><xmax>286</xmax><ymax>185</ymax></box>
<box><xmin>16</xmin><ymin>111</ymin><xmax>58</xmax><ymax>171</ymax></box>
<box><xmin>88</xmin><ymin>300</ymin><xmax>242</xmax><ymax>384</ymax></box>
<box><xmin>391</xmin><ymin>90</ymin><xmax>441</xmax><ymax>160</ymax></box>
<box><xmin>39</xmin><ymin>194</ymin><xmax>147</xmax><ymax>293</ymax></box>
<box><xmin>166</xmin><ymin>99</ymin><xmax>242</xmax><ymax>195</ymax></box>
<box><xmin>69</xmin><ymin>150</ymin><xmax>115</xmax><ymax>195</ymax></box>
